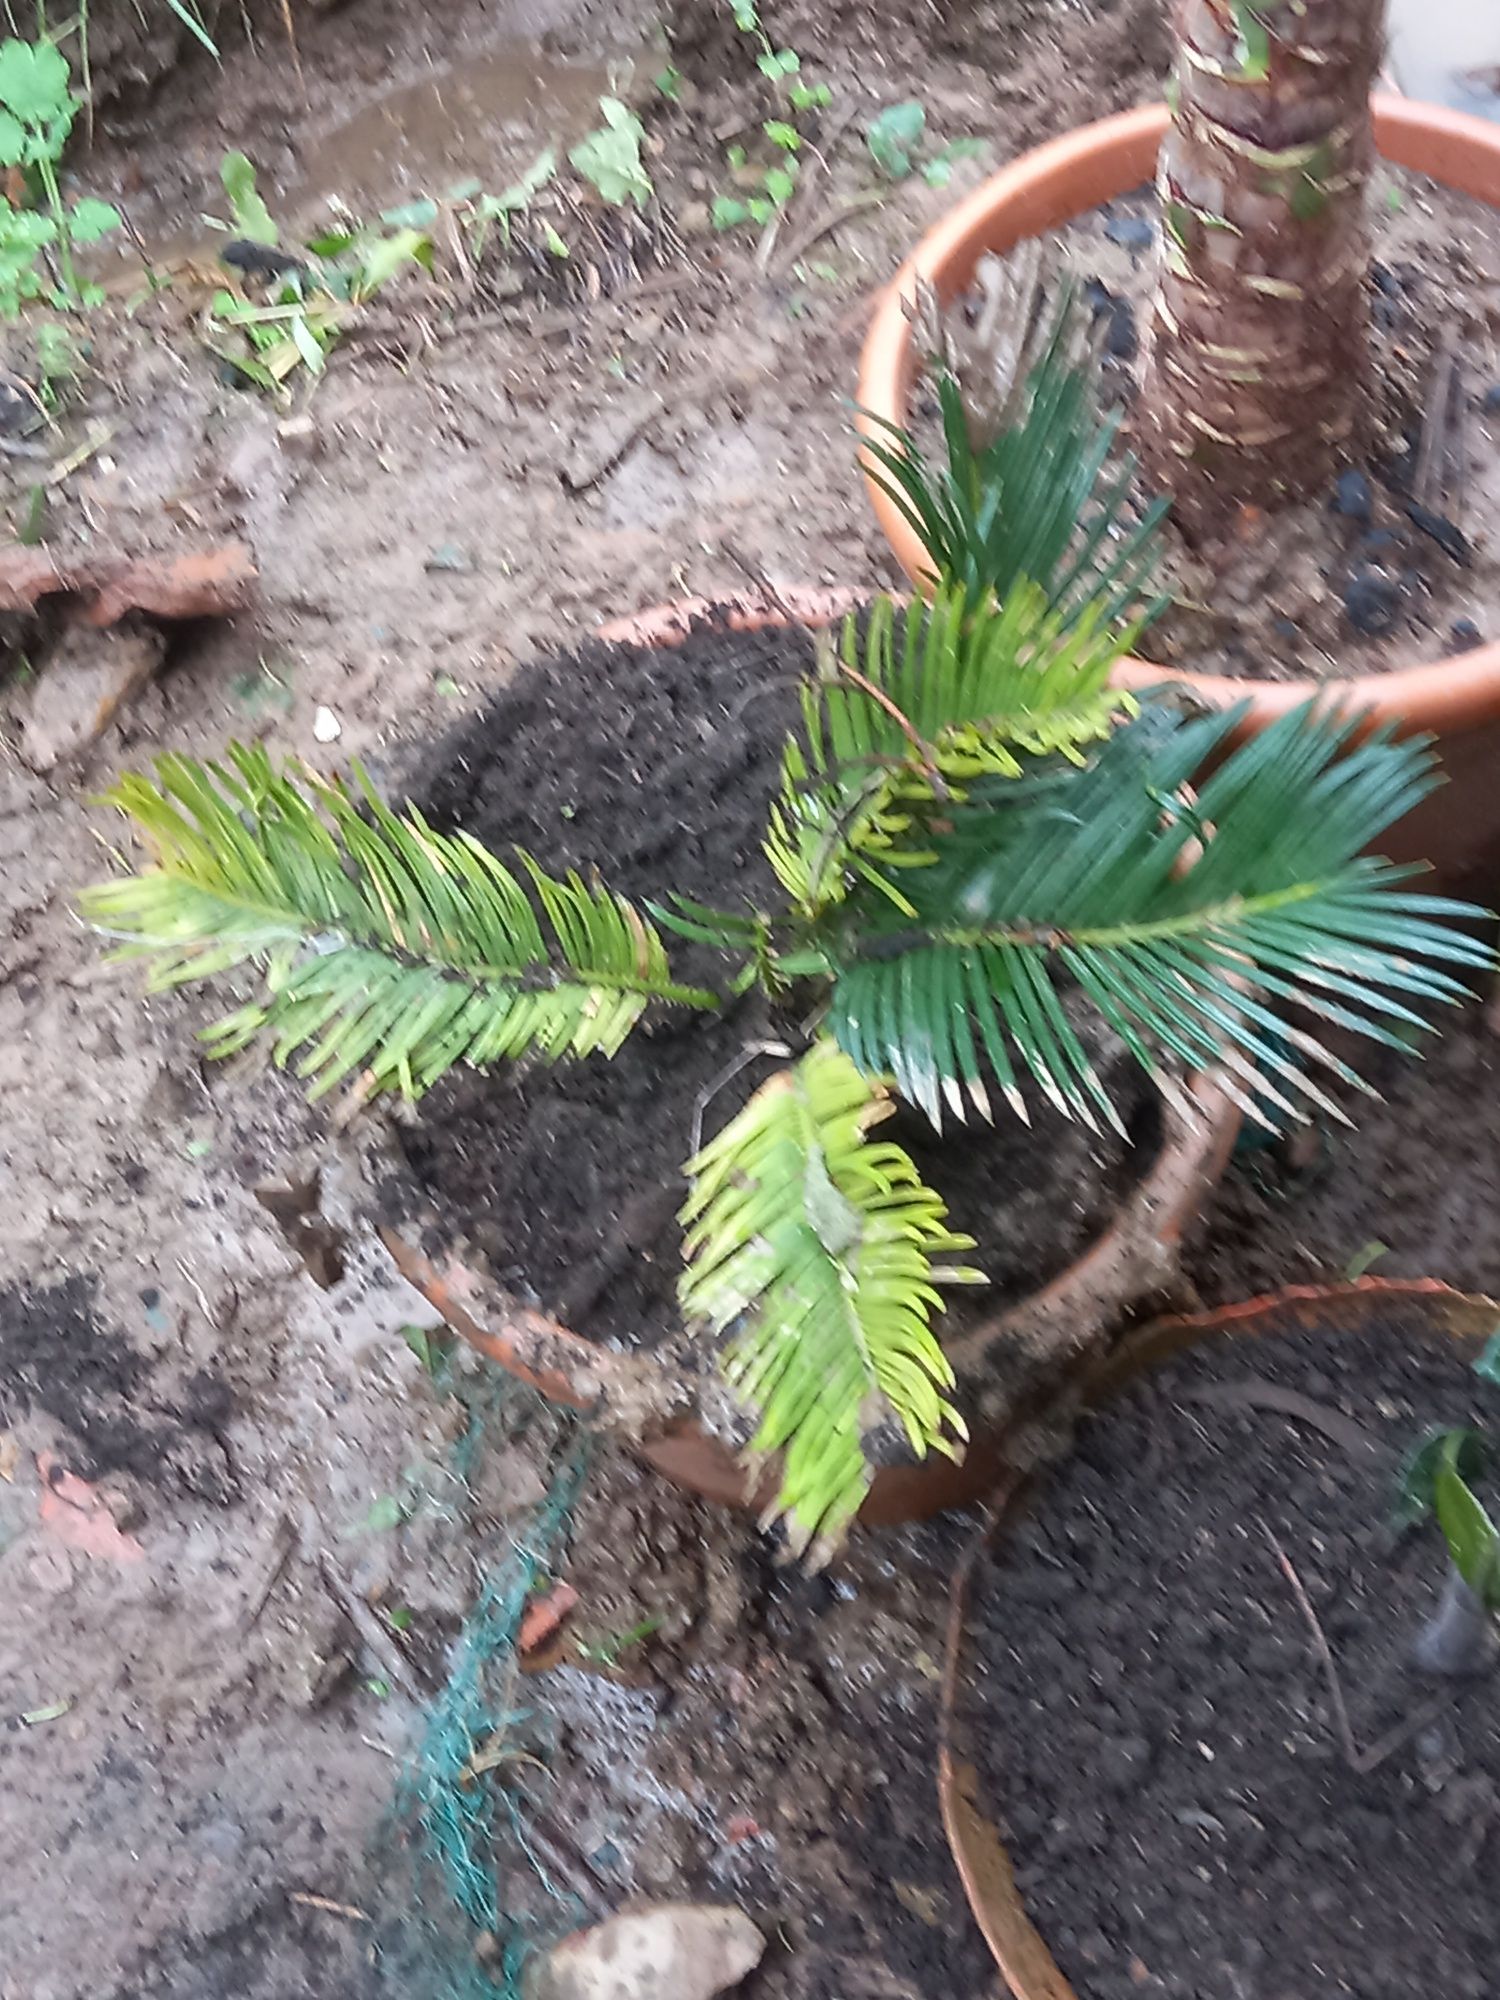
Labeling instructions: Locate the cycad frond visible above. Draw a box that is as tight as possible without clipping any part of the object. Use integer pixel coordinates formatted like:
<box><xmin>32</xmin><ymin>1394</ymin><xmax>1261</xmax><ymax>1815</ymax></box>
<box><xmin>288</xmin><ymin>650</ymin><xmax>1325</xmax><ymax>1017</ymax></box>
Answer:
<box><xmin>679</xmin><ymin>1039</ymin><xmax>982</xmax><ymax>1563</ymax></box>
<box><xmin>823</xmin><ymin>699</ymin><xmax>1494</xmax><ymax>1131</ymax></box>
<box><xmin>765</xmin><ymin>587</ymin><xmax>1136</xmax><ymax>917</ymax></box>
<box><xmin>858</xmin><ymin>300</ymin><xmax>1166</xmax><ymax>626</ymax></box>
<box><xmin>80</xmin><ymin>746</ymin><xmax>715</xmax><ymax>1101</ymax></box>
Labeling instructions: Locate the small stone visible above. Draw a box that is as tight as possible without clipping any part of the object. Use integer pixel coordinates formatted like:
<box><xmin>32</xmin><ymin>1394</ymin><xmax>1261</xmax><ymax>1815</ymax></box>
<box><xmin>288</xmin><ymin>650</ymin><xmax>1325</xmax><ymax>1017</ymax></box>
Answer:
<box><xmin>1342</xmin><ymin>566</ymin><xmax>1404</xmax><ymax>637</ymax></box>
<box><xmin>312</xmin><ymin>705</ymin><xmax>342</xmax><ymax>743</ymax></box>
<box><xmin>1483</xmin><ymin>384</ymin><xmax>1500</xmax><ymax>415</ymax></box>
<box><xmin>425</xmin><ymin>542</ymin><xmax>474</xmax><ymax>574</ymax></box>
<box><xmin>525</xmin><ymin>1904</ymin><xmax>765</xmax><ymax>2000</ymax></box>
<box><xmin>1451</xmin><ymin>617</ymin><xmax>1484</xmax><ymax>652</ymax></box>
<box><xmin>1330</xmin><ymin>467</ymin><xmax>1373</xmax><ymax>524</ymax></box>
<box><xmin>1103</xmin><ymin>213</ymin><xmax>1154</xmax><ymax>250</ymax></box>
<box><xmin>20</xmin><ymin>619</ymin><xmax>166</xmax><ymax>772</ymax></box>
<box><xmin>1081</xmin><ymin>278</ymin><xmax>1137</xmax><ymax>360</ymax></box>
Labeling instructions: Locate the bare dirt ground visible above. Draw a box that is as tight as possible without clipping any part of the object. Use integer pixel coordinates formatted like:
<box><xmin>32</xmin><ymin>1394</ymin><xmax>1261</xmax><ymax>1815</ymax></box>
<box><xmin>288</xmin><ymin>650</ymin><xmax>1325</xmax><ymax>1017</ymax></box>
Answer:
<box><xmin>0</xmin><ymin>1</ymin><xmax>1291</xmax><ymax>1994</ymax></box>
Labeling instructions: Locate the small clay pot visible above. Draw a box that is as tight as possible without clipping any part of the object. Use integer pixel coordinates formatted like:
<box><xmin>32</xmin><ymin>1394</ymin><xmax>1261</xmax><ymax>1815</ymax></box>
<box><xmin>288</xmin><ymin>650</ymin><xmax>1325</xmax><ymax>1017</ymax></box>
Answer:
<box><xmin>855</xmin><ymin>97</ymin><xmax>1500</xmax><ymax>891</ymax></box>
<box><xmin>383</xmin><ymin>592</ymin><xmax>1240</xmax><ymax>1530</ymax></box>
<box><xmin>938</xmin><ymin>1278</ymin><xmax>1500</xmax><ymax>1997</ymax></box>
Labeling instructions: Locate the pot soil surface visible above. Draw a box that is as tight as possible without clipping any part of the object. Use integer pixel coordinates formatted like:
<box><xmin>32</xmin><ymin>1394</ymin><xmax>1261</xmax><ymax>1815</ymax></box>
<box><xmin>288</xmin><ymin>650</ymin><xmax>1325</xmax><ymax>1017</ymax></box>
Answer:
<box><xmin>388</xmin><ymin>614</ymin><xmax>1160</xmax><ymax>1358</ymax></box>
<box><xmin>940</xmin><ymin>166</ymin><xmax>1500</xmax><ymax>682</ymax></box>
<box><xmin>965</xmin><ymin>1302</ymin><xmax>1500</xmax><ymax>2000</ymax></box>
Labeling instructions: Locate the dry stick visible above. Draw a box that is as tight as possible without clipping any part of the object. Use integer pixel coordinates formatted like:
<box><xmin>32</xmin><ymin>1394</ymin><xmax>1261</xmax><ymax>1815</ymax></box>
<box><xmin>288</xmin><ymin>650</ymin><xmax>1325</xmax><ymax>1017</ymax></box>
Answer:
<box><xmin>290</xmin><ymin>1892</ymin><xmax>369</xmax><ymax>1922</ymax></box>
<box><xmin>771</xmin><ymin>189</ymin><xmax>886</xmax><ymax>283</ymax></box>
<box><xmin>311</xmin><ymin>1539</ymin><xmax>423</xmax><ymax>1701</ymax></box>
<box><xmin>837</xmin><ymin>658</ymin><xmax>949</xmax><ymax>795</ymax></box>
<box><xmin>279</xmin><ymin>0</ymin><xmax>307</xmax><ymax>101</ymax></box>
<box><xmin>1260</xmin><ymin>1521</ymin><xmax>1361</xmax><ymax>1770</ymax></box>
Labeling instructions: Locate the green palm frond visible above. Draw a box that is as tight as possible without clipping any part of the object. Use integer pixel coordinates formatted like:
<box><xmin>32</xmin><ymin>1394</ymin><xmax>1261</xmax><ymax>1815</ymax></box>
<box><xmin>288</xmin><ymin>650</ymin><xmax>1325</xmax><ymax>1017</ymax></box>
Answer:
<box><xmin>765</xmin><ymin>586</ymin><xmax>1137</xmax><ymax>918</ymax></box>
<box><xmin>822</xmin><ymin>699</ymin><xmax>1494</xmax><ymax>1131</ymax></box>
<box><xmin>679</xmin><ymin>1039</ymin><xmax>982</xmax><ymax>1563</ymax></box>
<box><xmin>80</xmin><ymin>745</ymin><xmax>715</xmax><ymax>1101</ymax></box>
<box><xmin>858</xmin><ymin>300</ymin><xmax>1167</xmax><ymax>625</ymax></box>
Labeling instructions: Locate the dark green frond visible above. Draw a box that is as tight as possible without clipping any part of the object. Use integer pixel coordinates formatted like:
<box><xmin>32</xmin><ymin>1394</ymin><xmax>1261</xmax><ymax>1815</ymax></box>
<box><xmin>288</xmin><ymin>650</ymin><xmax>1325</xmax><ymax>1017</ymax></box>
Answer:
<box><xmin>80</xmin><ymin>746</ymin><xmax>715</xmax><ymax>1101</ymax></box>
<box><xmin>857</xmin><ymin>299</ymin><xmax>1166</xmax><ymax>625</ymax></box>
<box><xmin>679</xmin><ymin>1039</ymin><xmax>981</xmax><ymax>1563</ymax></box>
<box><xmin>822</xmin><ymin>699</ymin><xmax>1494</xmax><ymax>1130</ymax></box>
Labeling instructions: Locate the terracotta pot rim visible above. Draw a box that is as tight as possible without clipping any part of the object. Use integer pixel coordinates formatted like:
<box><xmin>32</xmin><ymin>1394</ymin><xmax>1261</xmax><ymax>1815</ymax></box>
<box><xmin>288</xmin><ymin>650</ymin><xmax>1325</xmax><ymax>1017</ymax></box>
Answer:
<box><xmin>938</xmin><ymin>1276</ymin><xmax>1500</xmax><ymax>1999</ymax></box>
<box><xmin>384</xmin><ymin>592</ymin><xmax>1241</xmax><ymax>1527</ymax></box>
<box><xmin>855</xmin><ymin>95</ymin><xmax>1500</xmax><ymax>735</ymax></box>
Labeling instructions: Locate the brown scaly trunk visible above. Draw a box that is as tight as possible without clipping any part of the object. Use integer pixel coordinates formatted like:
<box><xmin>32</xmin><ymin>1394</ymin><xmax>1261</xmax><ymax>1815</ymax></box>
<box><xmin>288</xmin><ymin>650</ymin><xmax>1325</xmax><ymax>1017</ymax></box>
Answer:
<box><xmin>1140</xmin><ymin>0</ymin><xmax>1385</xmax><ymax>543</ymax></box>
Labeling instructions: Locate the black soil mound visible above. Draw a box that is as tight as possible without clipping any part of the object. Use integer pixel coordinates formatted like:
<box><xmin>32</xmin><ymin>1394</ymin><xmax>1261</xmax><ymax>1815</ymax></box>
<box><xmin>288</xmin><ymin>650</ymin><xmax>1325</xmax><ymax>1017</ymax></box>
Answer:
<box><xmin>0</xmin><ymin>1274</ymin><xmax>237</xmax><ymax>1501</ymax></box>
<box><xmin>392</xmin><ymin>614</ymin><xmax>1157</xmax><ymax>1348</ymax></box>
<box><xmin>966</xmin><ymin>1304</ymin><xmax>1500</xmax><ymax>2000</ymax></box>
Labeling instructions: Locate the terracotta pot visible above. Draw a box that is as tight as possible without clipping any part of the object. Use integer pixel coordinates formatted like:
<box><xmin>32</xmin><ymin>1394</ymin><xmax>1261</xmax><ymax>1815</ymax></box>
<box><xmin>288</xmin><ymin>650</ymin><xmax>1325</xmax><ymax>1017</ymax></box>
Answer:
<box><xmin>856</xmin><ymin>97</ymin><xmax>1500</xmax><ymax>891</ymax></box>
<box><xmin>383</xmin><ymin>592</ymin><xmax>1240</xmax><ymax>1529</ymax></box>
<box><xmin>937</xmin><ymin>1278</ymin><xmax>1500</xmax><ymax>1997</ymax></box>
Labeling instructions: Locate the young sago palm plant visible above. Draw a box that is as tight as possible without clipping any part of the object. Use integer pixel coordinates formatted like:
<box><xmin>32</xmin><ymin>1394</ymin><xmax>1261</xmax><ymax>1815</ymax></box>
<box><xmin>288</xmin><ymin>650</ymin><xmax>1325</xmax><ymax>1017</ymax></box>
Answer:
<box><xmin>83</xmin><ymin>328</ymin><xmax>1490</xmax><ymax>1562</ymax></box>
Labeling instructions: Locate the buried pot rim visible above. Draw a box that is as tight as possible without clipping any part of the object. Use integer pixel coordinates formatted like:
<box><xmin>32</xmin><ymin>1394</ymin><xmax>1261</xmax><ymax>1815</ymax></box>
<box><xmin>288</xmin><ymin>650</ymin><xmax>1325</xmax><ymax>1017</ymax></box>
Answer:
<box><xmin>382</xmin><ymin>590</ymin><xmax>1241</xmax><ymax>1529</ymax></box>
<box><xmin>855</xmin><ymin>95</ymin><xmax>1500</xmax><ymax>741</ymax></box>
<box><xmin>937</xmin><ymin>1276</ymin><xmax>1500</xmax><ymax>1999</ymax></box>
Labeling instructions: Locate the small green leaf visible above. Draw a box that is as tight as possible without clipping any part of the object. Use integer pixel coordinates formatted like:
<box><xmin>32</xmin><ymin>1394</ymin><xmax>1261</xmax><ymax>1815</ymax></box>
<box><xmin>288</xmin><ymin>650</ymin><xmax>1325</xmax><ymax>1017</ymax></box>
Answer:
<box><xmin>788</xmin><ymin>79</ymin><xmax>832</xmax><ymax>111</ymax></box>
<box><xmin>1385</xmin><ymin>184</ymin><xmax>1404</xmax><ymax>213</ymax></box>
<box><xmin>1228</xmin><ymin>0</ymin><xmax>1270</xmax><ymax>81</ymax></box>
<box><xmin>758</xmin><ymin>46</ymin><xmax>800</xmax><ymax>79</ymax></box>
<box><xmin>365</xmin><ymin>1676</ymin><xmax>392</xmax><ymax>1699</ymax></box>
<box><xmin>379</xmin><ymin>196</ymin><xmax>439</xmax><ymax>229</ymax></box>
<box><xmin>866</xmin><ymin>100</ymin><xmax>926</xmax><ymax>180</ymax></box>
<box><xmin>569</xmin><ymin>97</ymin><xmax>653</xmax><ymax>208</ymax></box>
<box><xmin>655</xmin><ymin>66</ymin><xmax>681</xmax><ymax>99</ymax></box>
<box><xmin>1343</xmin><ymin>1239</ymin><xmax>1389</xmax><ymax>1282</ymax></box>
<box><xmin>67</xmin><ymin>197</ymin><xmax>121</xmax><ymax>244</ymax></box>
<box><xmin>1398</xmin><ymin>1427</ymin><xmax>1486</xmax><ymax>1527</ymax></box>
<box><xmin>763</xmin><ymin>164</ymin><xmax>796</xmax><ymax>206</ymax></box>
<box><xmin>1474</xmin><ymin>1329</ymin><xmax>1500</xmax><ymax>1388</ymax></box>
<box><xmin>15</xmin><ymin>481</ymin><xmax>45</xmax><ymax>546</ymax></box>
<box><xmin>712</xmin><ymin>194</ymin><xmax>751</xmax><ymax>231</ymax></box>
<box><xmin>288</xmin><ymin>311</ymin><xmax>326</xmax><ymax>375</ymax></box>
<box><xmin>386</xmin><ymin>1604</ymin><xmax>414</xmax><ymax>1632</ymax></box>
<box><xmin>543</xmin><ymin>221</ymin><xmax>570</xmax><ymax>258</ymax></box>
<box><xmin>763</xmin><ymin>118</ymin><xmax>801</xmax><ymax>152</ymax></box>
<box><xmin>220</xmin><ymin>151</ymin><xmax>278</xmax><ymax>246</ymax></box>
<box><xmin>364</xmin><ymin>1494</ymin><xmax>407</xmax><ymax>1533</ymax></box>
<box><xmin>494</xmin><ymin>146</ymin><xmax>557</xmax><ymax>212</ymax></box>
<box><xmin>19</xmin><ymin>1698</ymin><xmax>72</xmax><ymax>1726</ymax></box>
<box><xmin>1435</xmin><ymin>1432</ymin><xmax>1500</xmax><ymax>1605</ymax></box>
<box><xmin>0</xmin><ymin>38</ymin><xmax>73</xmax><ymax>134</ymax></box>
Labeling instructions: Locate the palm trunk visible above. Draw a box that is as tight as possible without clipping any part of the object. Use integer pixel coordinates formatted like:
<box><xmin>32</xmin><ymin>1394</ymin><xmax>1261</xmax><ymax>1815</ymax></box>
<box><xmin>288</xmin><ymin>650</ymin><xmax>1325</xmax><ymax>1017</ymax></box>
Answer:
<box><xmin>1140</xmin><ymin>0</ymin><xmax>1384</xmax><ymax>543</ymax></box>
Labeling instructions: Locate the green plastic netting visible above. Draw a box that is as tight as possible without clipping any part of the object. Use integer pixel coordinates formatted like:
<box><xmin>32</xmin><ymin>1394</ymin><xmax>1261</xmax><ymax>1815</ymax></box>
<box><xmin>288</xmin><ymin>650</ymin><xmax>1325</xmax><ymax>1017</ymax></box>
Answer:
<box><xmin>374</xmin><ymin>1378</ymin><xmax>590</xmax><ymax>1999</ymax></box>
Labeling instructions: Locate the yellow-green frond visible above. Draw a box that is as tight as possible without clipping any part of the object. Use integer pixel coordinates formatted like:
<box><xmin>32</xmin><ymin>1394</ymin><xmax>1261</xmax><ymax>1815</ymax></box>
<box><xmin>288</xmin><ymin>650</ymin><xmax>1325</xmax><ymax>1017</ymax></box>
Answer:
<box><xmin>80</xmin><ymin>745</ymin><xmax>715</xmax><ymax>1102</ymax></box>
<box><xmin>679</xmin><ymin>1038</ymin><xmax>982</xmax><ymax>1564</ymax></box>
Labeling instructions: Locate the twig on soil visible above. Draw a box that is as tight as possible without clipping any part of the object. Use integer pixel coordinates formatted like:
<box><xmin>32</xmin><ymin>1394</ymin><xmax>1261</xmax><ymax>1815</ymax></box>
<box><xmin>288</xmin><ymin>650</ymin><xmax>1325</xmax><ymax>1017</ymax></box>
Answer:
<box><xmin>290</xmin><ymin>1891</ymin><xmax>369</xmax><ymax>1922</ymax></box>
<box><xmin>769</xmin><ymin>190</ymin><xmax>885</xmax><ymax>283</ymax></box>
<box><xmin>1179</xmin><ymin>1380</ymin><xmax>1382</xmax><ymax>1462</ymax></box>
<box><xmin>278</xmin><ymin>0</ymin><xmax>307</xmax><ymax>101</ymax></box>
<box><xmin>1260</xmin><ymin>1521</ymin><xmax>1361</xmax><ymax>1769</ymax></box>
<box><xmin>242</xmin><ymin>1513</ymin><xmax>297</xmax><ymax>1634</ymax></box>
<box><xmin>721</xmin><ymin>538</ymin><xmax>794</xmax><ymax>617</ymax></box>
<box><xmin>690</xmin><ymin>1039</ymin><xmax>793</xmax><ymax>1158</ymax></box>
<box><xmin>757</xmin><ymin>102</ymin><xmax>860</xmax><ymax>277</ymax></box>
<box><xmin>310</xmin><ymin>1536</ymin><xmax>423</xmax><ymax>1701</ymax></box>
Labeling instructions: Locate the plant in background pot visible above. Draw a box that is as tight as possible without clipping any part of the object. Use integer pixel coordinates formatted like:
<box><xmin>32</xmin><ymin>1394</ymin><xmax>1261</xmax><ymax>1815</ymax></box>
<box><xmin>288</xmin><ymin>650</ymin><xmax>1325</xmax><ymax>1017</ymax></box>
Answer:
<box><xmin>82</xmin><ymin>329</ymin><xmax>1489</xmax><ymax>1562</ymax></box>
<box><xmin>857</xmin><ymin>15</ymin><xmax>1500</xmax><ymax>887</ymax></box>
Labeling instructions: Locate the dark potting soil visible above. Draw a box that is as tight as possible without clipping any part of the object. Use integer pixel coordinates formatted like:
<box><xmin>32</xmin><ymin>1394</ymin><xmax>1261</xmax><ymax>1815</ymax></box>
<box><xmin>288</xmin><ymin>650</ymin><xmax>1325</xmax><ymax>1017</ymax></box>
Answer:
<box><xmin>942</xmin><ymin>167</ymin><xmax>1500</xmax><ymax>681</ymax></box>
<box><xmin>0</xmin><ymin>1273</ymin><xmax>238</xmax><ymax>1503</ymax></box>
<box><xmin>1188</xmin><ymin>999</ymin><xmax>1500</xmax><ymax>1307</ymax></box>
<box><xmin>390</xmin><ymin>615</ymin><xmax>1158</xmax><ymax>1350</ymax></box>
<box><xmin>964</xmin><ymin>1303</ymin><xmax>1500</xmax><ymax>2000</ymax></box>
